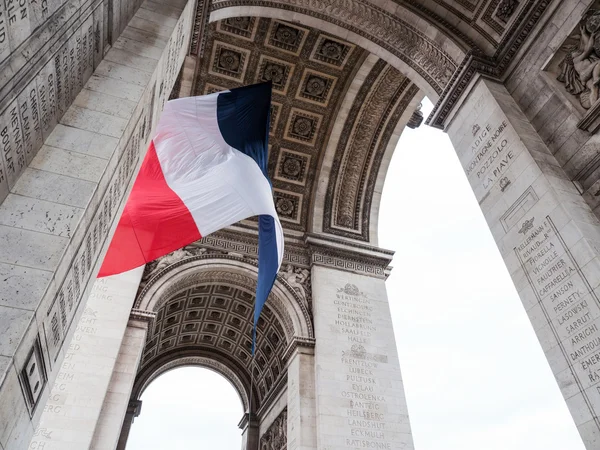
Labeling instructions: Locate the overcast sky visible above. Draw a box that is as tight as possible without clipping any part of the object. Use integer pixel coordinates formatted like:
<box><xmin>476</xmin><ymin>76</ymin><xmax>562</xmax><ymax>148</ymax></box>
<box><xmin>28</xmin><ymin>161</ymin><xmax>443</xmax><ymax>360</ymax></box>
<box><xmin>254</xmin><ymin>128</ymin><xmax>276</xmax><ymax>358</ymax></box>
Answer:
<box><xmin>127</xmin><ymin>99</ymin><xmax>586</xmax><ymax>449</ymax></box>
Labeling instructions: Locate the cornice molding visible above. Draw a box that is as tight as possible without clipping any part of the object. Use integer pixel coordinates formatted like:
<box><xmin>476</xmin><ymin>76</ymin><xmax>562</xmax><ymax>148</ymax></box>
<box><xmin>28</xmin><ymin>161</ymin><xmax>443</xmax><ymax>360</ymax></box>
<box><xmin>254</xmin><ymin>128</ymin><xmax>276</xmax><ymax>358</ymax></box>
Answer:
<box><xmin>306</xmin><ymin>233</ymin><xmax>393</xmax><ymax>278</ymax></box>
<box><xmin>427</xmin><ymin>0</ymin><xmax>552</xmax><ymax>129</ymax></box>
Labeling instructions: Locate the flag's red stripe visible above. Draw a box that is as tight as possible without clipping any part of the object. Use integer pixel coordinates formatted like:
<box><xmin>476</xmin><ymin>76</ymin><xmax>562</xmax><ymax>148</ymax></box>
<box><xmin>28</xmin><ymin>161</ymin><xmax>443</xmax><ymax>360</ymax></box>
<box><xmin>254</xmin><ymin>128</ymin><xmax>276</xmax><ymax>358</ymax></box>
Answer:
<box><xmin>98</xmin><ymin>141</ymin><xmax>202</xmax><ymax>277</ymax></box>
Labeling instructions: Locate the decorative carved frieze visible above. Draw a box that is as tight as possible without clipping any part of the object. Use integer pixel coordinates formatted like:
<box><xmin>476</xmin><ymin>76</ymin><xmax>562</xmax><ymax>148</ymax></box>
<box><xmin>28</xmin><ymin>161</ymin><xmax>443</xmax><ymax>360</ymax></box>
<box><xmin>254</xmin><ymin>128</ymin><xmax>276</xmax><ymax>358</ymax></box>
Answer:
<box><xmin>190</xmin><ymin>0</ymin><xmax>210</xmax><ymax>55</ymax></box>
<box><xmin>428</xmin><ymin>0</ymin><xmax>552</xmax><ymax>129</ymax></box>
<box><xmin>209</xmin><ymin>0</ymin><xmax>458</xmax><ymax>94</ymax></box>
<box><xmin>306</xmin><ymin>234</ymin><xmax>393</xmax><ymax>279</ymax></box>
<box><xmin>260</xmin><ymin>408</ymin><xmax>287</xmax><ymax>450</ymax></box>
<box><xmin>323</xmin><ymin>60</ymin><xmax>418</xmax><ymax>241</ymax></box>
<box><xmin>547</xmin><ymin>4</ymin><xmax>600</xmax><ymax>134</ymax></box>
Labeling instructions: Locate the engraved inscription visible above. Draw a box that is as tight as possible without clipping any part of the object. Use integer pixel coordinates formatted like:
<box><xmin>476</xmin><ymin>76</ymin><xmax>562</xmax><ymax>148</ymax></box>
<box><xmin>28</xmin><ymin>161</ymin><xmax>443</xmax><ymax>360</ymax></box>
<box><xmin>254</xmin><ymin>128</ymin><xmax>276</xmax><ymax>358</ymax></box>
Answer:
<box><xmin>465</xmin><ymin>119</ymin><xmax>516</xmax><ymax>193</ymax></box>
<box><xmin>334</xmin><ymin>284</ymin><xmax>392</xmax><ymax>449</ymax></box>
<box><xmin>0</xmin><ymin>100</ymin><xmax>26</xmax><ymax>187</ymax></box>
<box><xmin>516</xmin><ymin>216</ymin><xmax>600</xmax><ymax>416</ymax></box>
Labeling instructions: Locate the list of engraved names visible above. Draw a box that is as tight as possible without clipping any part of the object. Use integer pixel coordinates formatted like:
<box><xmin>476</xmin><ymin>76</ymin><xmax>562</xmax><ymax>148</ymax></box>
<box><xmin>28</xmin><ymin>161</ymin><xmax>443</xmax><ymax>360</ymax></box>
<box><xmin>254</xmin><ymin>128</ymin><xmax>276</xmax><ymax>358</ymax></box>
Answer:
<box><xmin>335</xmin><ymin>284</ymin><xmax>391</xmax><ymax>449</ymax></box>
<box><xmin>515</xmin><ymin>217</ymin><xmax>600</xmax><ymax>391</ymax></box>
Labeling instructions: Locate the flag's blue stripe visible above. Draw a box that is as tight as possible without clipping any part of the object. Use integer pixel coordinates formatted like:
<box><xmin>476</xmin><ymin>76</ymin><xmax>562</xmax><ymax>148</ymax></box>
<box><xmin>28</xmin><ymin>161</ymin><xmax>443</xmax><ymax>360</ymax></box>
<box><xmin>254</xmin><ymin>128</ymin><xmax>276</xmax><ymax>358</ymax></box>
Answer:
<box><xmin>216</xmin><ymin>82</ymin><xmax>278</xmax><ymax>354</ymax></box>
<box><xmin>216</xmin><ymin>82</ymin><xmax>271</xmax><ymax>175</ymax></box>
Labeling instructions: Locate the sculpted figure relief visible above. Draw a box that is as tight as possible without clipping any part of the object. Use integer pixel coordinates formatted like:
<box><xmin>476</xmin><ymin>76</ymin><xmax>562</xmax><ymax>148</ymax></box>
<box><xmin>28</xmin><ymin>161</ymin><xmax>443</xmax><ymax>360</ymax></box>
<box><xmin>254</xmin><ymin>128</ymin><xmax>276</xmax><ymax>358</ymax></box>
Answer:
<box><xmin>558</xmin><ymin>10</ymin><xmax>600</xmax><ymax>109</ymax></box>
<box><xmin>282</xmin><ymin>265</ymin><xmax>310</xmax><ymax>309</ymax></box>
<box><xmin>260</xmin><ymin>409</ymin><xmax>287</xmax><ymax>450</ymax></box>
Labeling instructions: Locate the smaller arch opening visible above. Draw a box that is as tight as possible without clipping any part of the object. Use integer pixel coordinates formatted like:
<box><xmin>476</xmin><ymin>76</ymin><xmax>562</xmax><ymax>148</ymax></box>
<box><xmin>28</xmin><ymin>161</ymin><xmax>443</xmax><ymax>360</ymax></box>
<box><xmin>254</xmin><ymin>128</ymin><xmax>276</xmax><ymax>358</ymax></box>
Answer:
<box><xmin>126</xmin><ymin>367</ymin><xmax>244</xmax><ymax>449</ymax></box>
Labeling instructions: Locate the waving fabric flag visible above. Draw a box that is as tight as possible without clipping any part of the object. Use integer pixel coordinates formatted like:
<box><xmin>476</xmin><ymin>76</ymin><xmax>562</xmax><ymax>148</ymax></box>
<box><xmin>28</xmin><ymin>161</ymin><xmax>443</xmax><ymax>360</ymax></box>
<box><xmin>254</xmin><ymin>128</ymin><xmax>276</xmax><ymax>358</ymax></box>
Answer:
<box><xmin>98</xmin><ymin>82</ymin><xmax>283</xmax><ymax>353</ymax></box>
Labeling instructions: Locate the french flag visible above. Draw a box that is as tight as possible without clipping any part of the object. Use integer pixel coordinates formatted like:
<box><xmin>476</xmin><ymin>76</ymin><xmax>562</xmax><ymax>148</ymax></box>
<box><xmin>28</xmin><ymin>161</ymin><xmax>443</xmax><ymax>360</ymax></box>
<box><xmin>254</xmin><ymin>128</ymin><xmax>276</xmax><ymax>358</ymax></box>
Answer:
<box><xmin>98</xmin><ymin>82</ymin><xmax>283</xmax><ymax>351</ymax></box>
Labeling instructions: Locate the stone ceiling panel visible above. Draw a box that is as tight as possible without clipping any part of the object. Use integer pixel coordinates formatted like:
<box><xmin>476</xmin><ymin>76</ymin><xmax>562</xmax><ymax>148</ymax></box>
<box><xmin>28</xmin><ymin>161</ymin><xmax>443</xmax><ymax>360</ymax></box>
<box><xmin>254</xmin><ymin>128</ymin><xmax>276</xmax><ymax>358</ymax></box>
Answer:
<box><xmin>193</xmin><ymin>17</ymin><xmax>421</xmax><ymax>242</ymax></box>
<box><xmin>141</xmin><ymin>283</ymin><xmax>289</xmax><ymax>407</ymax></box>
<box><xmin>195</xmin><ymin>17</ymin><xmax>370</xmax><ymax>234</ymax></box>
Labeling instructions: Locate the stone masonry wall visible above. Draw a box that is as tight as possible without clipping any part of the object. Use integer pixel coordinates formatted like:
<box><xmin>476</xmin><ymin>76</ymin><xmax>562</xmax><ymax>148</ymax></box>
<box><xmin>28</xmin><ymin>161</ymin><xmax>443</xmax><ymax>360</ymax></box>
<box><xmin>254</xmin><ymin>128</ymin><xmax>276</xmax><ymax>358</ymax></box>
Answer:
<box><xmin>0</xmin><ymin>0</ymin><xmax>193</xmax><ymax>447</ymax></box>
<box><xmin>506</xmin><ymin>0</ymin><xmax>600</xmax><ymax>215</ymax></box>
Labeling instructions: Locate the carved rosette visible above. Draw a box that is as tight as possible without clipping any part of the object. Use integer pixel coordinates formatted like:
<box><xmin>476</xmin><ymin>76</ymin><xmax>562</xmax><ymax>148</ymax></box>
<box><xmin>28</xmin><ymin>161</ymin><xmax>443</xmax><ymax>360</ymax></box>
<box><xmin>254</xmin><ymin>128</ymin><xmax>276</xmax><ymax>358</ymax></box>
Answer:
<box><xmin>210</xmin><ymin>0</ymin><xmax>457</xmax><ymax>93</ymax></box>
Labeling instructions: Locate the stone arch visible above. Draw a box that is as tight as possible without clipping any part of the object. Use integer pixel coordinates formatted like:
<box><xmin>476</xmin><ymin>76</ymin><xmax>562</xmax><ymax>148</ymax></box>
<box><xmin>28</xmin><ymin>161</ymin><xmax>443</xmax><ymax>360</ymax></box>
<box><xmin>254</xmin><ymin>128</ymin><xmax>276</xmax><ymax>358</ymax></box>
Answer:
<box><xmin>133</xmin><ymin>253</ymin><xmax>313</xmax><ymax>412</ymax></box>
<box><xmin>132</xmin><ymin>352</ymin><xmax>250</xmax><ymax>412</ymax></box>
<box><xmin>308</xmin><ymin>53</ymin><xmax>425</xmax><ymax>244</ymax></box>
<box><xmin>136</xmin><ymin>254</ymin><xmax>313</xmax><ymax>340</ymax></box>
<box><xmin>207</xmin><ymin>2</ymin><xmax>467</xmax><ymax>101</ymax></box>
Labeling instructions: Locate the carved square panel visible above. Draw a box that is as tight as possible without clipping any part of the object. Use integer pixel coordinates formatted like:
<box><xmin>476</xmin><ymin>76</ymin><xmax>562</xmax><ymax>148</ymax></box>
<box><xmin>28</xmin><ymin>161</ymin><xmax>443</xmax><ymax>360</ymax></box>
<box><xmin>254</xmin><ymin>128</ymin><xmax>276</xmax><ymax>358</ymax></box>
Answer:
<box><xmin>19</xmin><ymin>336</ymin><xmax>47</xmax><ymax>414</ymax></box>
<box><xmin>265</xmin><ymin>20</ymin><xmax>309</xmax><ymax>55</ymax></box>
<box><xmin>284</xmin><ymin>108</ymin><xmax>322</xmax><ymax>146</ymax></box>
<box><xmin>256</xmin><ymin>56</ymin><xmax>294</xmax><ymax>94</ymax></box>
<box><xmin>310</xmin><ymin>34</ymin><xmax>355</xmax><ymax>68</ymax></box>
<box><xmin>273</xmin><ymin>189</ymin><xmax>303</xmax><ymax>224</ymax></box>
<box><xmin>275</xmin><ymin>148</ymin><xmax>311</xmax><ymax>186</ymax></box>
<box><xmin>270</xmin><ymin>102</ymin><xmax>282</xmax><ymax>135</ymax></box>
<box><xmin>204</xmin><ymin>83</ymin><xmax>227</xmax><ymax>95</ymax></box>
<box><xmin>217</xmin><ymin>17</ymin><xmax>258</xmax><ymax>40</ymax></box>
<box><xmin>296</xmin><ymin>69</ymin><xmax>337</xmax><ymax>106</ymax></box>
<box><xmin>209</xmin><ymin>41</ymin><xmax>250</xmax><ymax>81</ymax></box>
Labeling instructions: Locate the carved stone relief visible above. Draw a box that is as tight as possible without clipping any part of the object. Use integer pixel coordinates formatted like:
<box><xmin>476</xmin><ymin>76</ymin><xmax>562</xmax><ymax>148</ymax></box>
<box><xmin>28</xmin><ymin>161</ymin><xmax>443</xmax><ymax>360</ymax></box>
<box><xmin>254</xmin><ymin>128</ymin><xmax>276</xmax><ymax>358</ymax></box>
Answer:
<box><xmin>260</xmin><ymin>408</ymin><xmax>287</xmax><ymax>450</ymax></box>
<box><xmin>555</xmin><ymin>7</ymin><xmax>600</xmax><ymax>110</ymax></box>
<box><xmin>323</xmin><ymin>60</ymin><xmax>419</xmax><ymax>241</ymax></box>
<box><xmin>495</xmin><ymin>0</ymin><xmax>519</xmax><ymax>23</ymax></box>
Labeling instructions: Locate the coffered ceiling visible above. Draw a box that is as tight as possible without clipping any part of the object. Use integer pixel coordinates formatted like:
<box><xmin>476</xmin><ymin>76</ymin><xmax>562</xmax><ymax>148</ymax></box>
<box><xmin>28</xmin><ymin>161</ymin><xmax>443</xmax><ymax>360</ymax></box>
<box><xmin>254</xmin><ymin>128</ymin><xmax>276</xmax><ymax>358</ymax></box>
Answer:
<box><xmin>195</xmin><ymin>17</ymin><xmax>420</xmax><ymax>241</ymax></box>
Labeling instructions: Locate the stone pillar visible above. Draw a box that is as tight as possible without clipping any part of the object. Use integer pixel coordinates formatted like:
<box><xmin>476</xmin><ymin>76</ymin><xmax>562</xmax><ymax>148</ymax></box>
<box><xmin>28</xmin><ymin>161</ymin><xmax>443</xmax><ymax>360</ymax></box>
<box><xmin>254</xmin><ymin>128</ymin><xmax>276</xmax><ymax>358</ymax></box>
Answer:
<box><xmin>28</xmin><ymin>268</ymin><xmax>144</xmax><ymax>450</ymax></box>
<box><xmin>286</xmin><ymin>344</ymin><xmax>317</xmax><ymax>450</ymax></box>
<box><xmin>0</xmin><ymin>0</ymin><xmax>195</xmax><ymax>446</ymax></box>
<box><xmin>90</xmin><ymin>310</ymin><xmax>154</xmax><ymax>450</ymax></box>
<box><xmin>178</xmin><ymin>56</ymin><xmax>198</xmax><ymax>98</ymax></box>
<box><xmin>309</xmin><ymin>239</ymin><xmax>414</xmax><ymax>450</ymax></box>
<box><xmin>115</xmin><ymin>400</ymin><xmax>142</xmax><ymax>450</ymax></box>
<box><xmin>446</xmin><ymin>77</ymin><xmax>600</xmax><ymax>449</ymax></box>
<box><xmin>238</xmin><ymin>413</ymin><xmax>259</xmax><ymax>450</ymax></box>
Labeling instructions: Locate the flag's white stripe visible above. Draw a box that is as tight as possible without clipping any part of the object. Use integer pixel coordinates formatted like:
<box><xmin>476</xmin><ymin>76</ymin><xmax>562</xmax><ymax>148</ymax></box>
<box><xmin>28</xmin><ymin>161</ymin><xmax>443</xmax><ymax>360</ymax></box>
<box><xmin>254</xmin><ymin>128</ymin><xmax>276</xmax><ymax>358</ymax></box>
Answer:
<box><xmin>153</xmin><ymin>93</ymin><xmax>284</xmax><ymax>267</ymax></box>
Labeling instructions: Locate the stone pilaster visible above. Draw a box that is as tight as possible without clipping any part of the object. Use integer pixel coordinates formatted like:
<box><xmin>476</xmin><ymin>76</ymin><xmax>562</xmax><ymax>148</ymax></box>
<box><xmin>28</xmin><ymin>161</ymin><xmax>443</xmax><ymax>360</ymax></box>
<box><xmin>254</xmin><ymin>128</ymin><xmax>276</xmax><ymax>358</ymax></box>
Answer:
<box><xmin>115</xmin><ymin>400</ymin><xmax>142</xmax><ymax>450</ymax></box>
<box><xmin>0</xmin><ymin>0</ymin><xmax>195</xmax><ymax>446</ymax></box>
<box><xmin>447</xmin><ymin>77</ymin><xmax>600</xmax><ymax>449</ymax></box>
<box><xmin>239</xmin><ymin>413</ymin><xmax>259</xmax><ymax>450</ymax></box>
<box><xmin>308</xmin><ymin>237</ymin><xmax>413</xmax><ymax>450</ymax></box>
<box><xmin>286</xmin><ymin>345</ymin><xmax>317</xmax><ymax>450</ymax></box>
<box><xmin>28</xmin><ymin>267</ymin><xmax>144</xmax><ymax>450</ymax></box>
<box><xmin>90</xmin><ymin>311</ymin><xmax>154</xmax><ymax>449</ymax></box>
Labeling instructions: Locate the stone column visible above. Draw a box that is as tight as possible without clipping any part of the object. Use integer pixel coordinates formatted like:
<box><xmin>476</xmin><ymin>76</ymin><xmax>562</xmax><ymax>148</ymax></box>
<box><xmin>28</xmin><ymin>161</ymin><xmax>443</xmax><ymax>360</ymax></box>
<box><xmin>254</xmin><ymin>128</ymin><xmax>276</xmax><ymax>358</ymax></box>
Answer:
<box><xmin>115</xmin><ymin>400</ymin><xmax>142</xmax><ymax>450</ymax></box>
<box><xmin>90</xmin><ymin>310</ymin><xmax>154</xmax><ymax>450</ymax></box>
<box><xmin>309</xmin><ymin>238</ymin><xmax>414</xmax><ymax>450</ymax></box>
<box><xmin>446</xmin><ymin>77</ymin><xmax>600</xmax><ymax>449</ymax></box>
<box><xmin>238</xmin><ymin>413</ymin><xmax>259</xmax><ymax>450</ymax></box>
<box><xmin>28</xmin><ymin>268</ymin><xmax>144</xmax><ymax>450</ymax></box>
<box><xmin>286</xmin><ymin>344</ymin><xmax>317</xmax><ymax>450</ymax></box>
<box><xmin>178</xmin><ymin>55</ymin><xmax>198</xmax><ymax>99</ymax></box>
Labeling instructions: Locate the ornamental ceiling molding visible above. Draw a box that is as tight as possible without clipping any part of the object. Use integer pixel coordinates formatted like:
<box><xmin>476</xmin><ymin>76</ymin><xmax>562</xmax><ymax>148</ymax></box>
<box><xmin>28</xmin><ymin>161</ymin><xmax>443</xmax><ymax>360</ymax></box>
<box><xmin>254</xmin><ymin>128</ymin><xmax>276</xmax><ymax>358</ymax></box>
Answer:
<box><xmin>322</xmin><ymin>59</ymin><xmax>419</xmax><ymax>241</ymax></box>
<box><xmin>199</xmin><ymin>229</ymin><xmax>310</xmax><ymax>267</ymax></box>
<box><xmin>135</xmin><ymin>253</ymin><xmax>314</xmax><ymax>341</ymax></box>
<box><xmin>137</xmin><ymin>284</ymin><xmax>290</xmax><ymax>408</ymax></box>
<box><xmin>196</xmin><ymin>18</ymin><xmax>368</xmax><ymax>232</ymax></box>
<box><xmin>427</xmin><ymin>0</ymin><xmax>553</xmax><ymax>128</ymax></box>
<box><xmin>306</xmin><ymin>234</ymin><xmax>394</xmax><ymax>278</ymax></box>
<box><xmin>209</xmin><ymin>0</ymin><xmax>460</xmax><ymax>94</ymax></box>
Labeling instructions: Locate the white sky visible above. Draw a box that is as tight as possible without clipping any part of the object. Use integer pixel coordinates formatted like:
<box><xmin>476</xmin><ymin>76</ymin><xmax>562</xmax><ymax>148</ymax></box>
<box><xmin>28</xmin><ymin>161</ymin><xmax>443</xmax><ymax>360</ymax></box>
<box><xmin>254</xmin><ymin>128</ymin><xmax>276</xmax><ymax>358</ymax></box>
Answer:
<box><xmin>127</xmin><ymin>99</ymin><xmax>586</xmax><ymax>449</ymax></box>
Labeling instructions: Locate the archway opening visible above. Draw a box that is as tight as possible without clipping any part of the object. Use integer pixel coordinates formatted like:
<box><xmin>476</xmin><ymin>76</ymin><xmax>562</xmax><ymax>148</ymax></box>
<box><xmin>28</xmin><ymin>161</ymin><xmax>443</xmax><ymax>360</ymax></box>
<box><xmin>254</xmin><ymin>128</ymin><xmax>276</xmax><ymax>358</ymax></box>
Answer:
<box><xmin>126</xmin><ymin>367</ymin><xmax>244</xmax><ymax>449</ymax></box>
<box><xmin>379</xmin><ymin>98</ymin><xmax>585</xmax><ymax>448</ymax></box>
